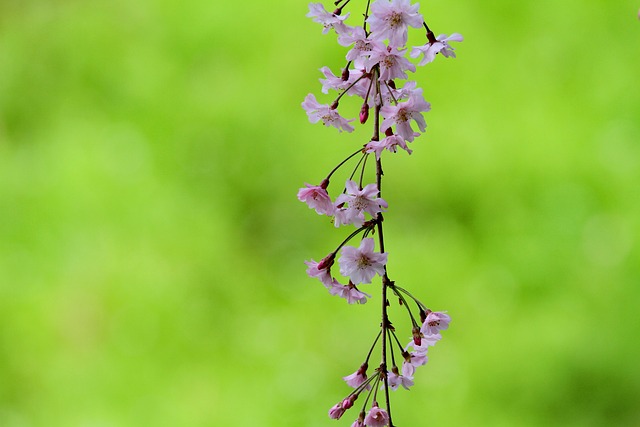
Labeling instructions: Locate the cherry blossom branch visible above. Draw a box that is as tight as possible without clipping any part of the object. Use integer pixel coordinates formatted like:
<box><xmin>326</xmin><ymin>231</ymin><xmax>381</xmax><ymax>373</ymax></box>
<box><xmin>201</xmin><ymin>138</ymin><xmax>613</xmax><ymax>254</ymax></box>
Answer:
<box><xmin>299</xmin><ymin>1</ymin><xmax>462</xmax><ymax>425</ymax></box>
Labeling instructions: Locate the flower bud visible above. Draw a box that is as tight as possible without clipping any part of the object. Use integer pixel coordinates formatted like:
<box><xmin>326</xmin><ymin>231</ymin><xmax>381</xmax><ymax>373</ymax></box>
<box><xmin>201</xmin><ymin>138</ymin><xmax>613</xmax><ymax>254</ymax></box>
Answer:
<box><xmin>412</xmin><ymin>326</ymin><xmax>422</xmax><ymax>346</ymax></box>
<box><xmin>359</xmin><ymin>103</ymin><xmax>369</xmax><ymax>124</ymax></box>
<box><xmin>328</xmin><ymin>402</ymin><xmax>345</xmax><ymax>420</ymax></box>
<box><xmin>317</xmin><ymin>253</ymin><xmax>336</xmax><ymax>270</ymax></box>
<box><xmin>342</xmin><ymin>395</ymin><xmax>356</xmax><ymax>409</ymax></box>
<box><xmin>341</xmin><ymin>67</ymin><xmax>350</xmax><ymax>81</ymax></box>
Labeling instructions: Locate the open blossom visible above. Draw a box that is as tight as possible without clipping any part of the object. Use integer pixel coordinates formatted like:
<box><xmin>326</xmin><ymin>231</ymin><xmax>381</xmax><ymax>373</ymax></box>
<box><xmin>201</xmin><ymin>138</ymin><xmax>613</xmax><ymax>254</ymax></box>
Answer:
<box><xmin>367</xmin><ymin>0</ymin><xmax>423</xmax><ymax>47</ymax></box>
<box><xmin>411</xmin><ymin>33</ymin><xmax>464</xmax><ymax>65</ymax></box>
<box><xmin>319</xmin><ymin>67</ymin><xmax>369</xmax><ymax>98</ymax></box>
<box><xmin>329</xmin><ymin>279</ymin><xmax>371</xmax><ymax>304</ymax></box>
<box><xmin>298</xmin><ymin>182</ymin><xmax>334</xmax><ymax>215</ymax></box>
<box><xmin>319</xmin><ymin>66</ymin><xmax>351</xmax><ymax>94</ymax></box>
<box><xmin>305</xmin><ymin>254</ymin><xmax>335</xmax><ymax>288</ymax></box>
<box><xmin>387</xmin><ymin>368</ymin><xmax>414</xmax><ymax>390</ymax></box>
<box><xmin>406</xmin><ymin>333</ymin><xmax>441</xmax><ymax>354</ymax></box>
<box><xmin>366</xmin><ymin>45</ymin><xmax>416</xmax><ymax>81</ymax></box>
<box><xmin>307</xmin><ymin>3</ymin><xmax>351</xmax><ymax>35</ymax></box>
<box><xmin>365</xmin><ymin>134</ymin><xmax>412</xmax><ymax>160</ymax></box>
<box><xmin>421</xmin><ymin>310</ymin><xmax>451</xmax><ymax>335</ymax></box>
<box><xmin>302</xmin><ymin>93</ymin><xmax>355</xmax><ymax>132</ymax></box>
<box><xmin>380</xmin><ymin>91</ymin><xmax>431</xmax><ymax>141</ymax></box>
<box><xmin>334</xmin><ymin>180</ymin><xmax>388</xmax><ymax>227</ymax></box>
<box><xmin>380</xmin><ymin>79</ymin><xmax>420</xmax><ymax>105</ymax></box>
<box><xmin>339</xmin><ymin>238</ymin><xmax>388</xmax><ymax>285</ymax></box>
<box><xmin>402</xmin><ymin>351</ymin><xmax>428</xmax><ymax>376</ymax></box>
<box><xmin>343</xmin><ymin>363</ymin><xmax>369</xmax><ymax>388</ymax></box>
<box><xmin>338</xmin><ymin>26</ymin><xmax>378</xmax><ymax>69</ymax></box>
<box><xmin>364</xmin><ymin>404</ymin><xmax>390</xmax><ymax>427</ymax></box>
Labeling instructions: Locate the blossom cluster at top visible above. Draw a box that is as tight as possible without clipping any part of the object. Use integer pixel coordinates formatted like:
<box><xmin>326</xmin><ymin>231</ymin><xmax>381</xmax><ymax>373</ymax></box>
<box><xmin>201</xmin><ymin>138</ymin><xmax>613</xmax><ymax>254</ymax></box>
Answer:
<box><xmin>303</xmin><ymin>0</ymin><xmax>462</xmax><ymax>155</ymax></box>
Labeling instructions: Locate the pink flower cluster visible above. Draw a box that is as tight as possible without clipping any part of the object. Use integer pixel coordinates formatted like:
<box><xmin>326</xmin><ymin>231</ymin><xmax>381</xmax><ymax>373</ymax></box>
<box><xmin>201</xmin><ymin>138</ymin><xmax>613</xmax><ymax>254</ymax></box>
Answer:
<box><xmin>303</xmin><ymin>0</ymin><xmax>462</xmax><ymax>159</ymax></box>
<box><xmin>400</xmin><ymin>310</ymin><xmax>451</xmax><ymax>379</ymax></box>
<box><xmin>298</xmin><ymin>179</ymin><xmax>387</xmax><ymax>228</ymax></box>
<box><xmin>304</xmin><ymin>237</ymin><xmax>386</xmax><ymax>305</ymax></box>
<box><xmin>299</xmin><ymin>0</ymin><xmax>461</xmax><ymax>425</ymax></box>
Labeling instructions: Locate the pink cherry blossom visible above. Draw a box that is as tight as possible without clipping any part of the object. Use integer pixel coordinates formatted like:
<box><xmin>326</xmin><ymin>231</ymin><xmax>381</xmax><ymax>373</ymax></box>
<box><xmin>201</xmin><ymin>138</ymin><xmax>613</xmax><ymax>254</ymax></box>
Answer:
<box><xmin>401</xmin><ymin>360</ymin><xmax>413</xmax><ymax>377</ymax></box>
<box><xmin>380</xmin><ymin>91</ymin><xmax>430</xmax><ymax>141</ymax></box>
<box><xmin>319</xmin><ymin>66</ymin><xmax>350</xmax><ymax>94</ymax></box>
<box><xmin>338</xmin><ymin>238</ymin><xmax>388</xmax><ymax>285</ymax></box>
<box><xmin>307</xmin><ymin>3</ymin><xmax>351</xmax><ymax>35</ymax></box>
<box><xmin>334</xmin><ymin>206</ymin><xmax>364</xmax><ymax>228</ymax></box>
<box><xmin>334</xmin><ymin>180</ymin><xmax>388</xmax><ymax>227</ymax></box>
<box><xmin>298</xmin><ymin>182</ymin><xmax>335</xmax><ymax>215</ymax></box>
<box><xmin>302</xmin><ymin>93</ymin><xmax>355</xmax><ymax>132</ymax></box>
<box><xmin>319</xmin><ymin>67</ymin><xmax>369</xmax><ymax>98</ymax></box>
<box><xmin>366</xmin><ymin>44</ymin><xmax>416</xmax><ymax>81</ymax></box>
<box><xmin>343</xmin><ymin>363</ymin><xmax>369</xmax><ymax>388</ymax></box>
<box><xmin>401</xmin><ymin>351</ymin><xmax>428</xmax><ymax>376</ymax></box>
<box><xmin>406</xmin><ymin>333</ymin><xmax>441</xmax><ymax>354</ymax></box>
<box><xmin>329</xmin><ymin>402</ymin><xmax>346</xmax><ymax>419</ymax></box>
<box><xmin>329</xmin><ymin>280</ymin><xmax>371</xmax><ymax>304</ymax></box>
<box><xmin>380</xmin><ymin>79</ymin><xmax>420</xmax><ymax>105</ymax></box>
<box><xmin>351</xmin><ymin>420</ymin><xmax>365</xmax><ymax>427</ymax></box>
<box><xmin>305</xmin><ymin>254</ymin><xmax>335</xmax><ymax>288</ymax></box>
<box><xmin>410</xmin><ymin>33</ymin><xmax>463</xmax><ymax>65</ymax></box>
<box><xmin>367</xmin><ymin>0</ymin><xmax>423</xmax><ymax>47</ymax></box>
<box><xmin>364</xmin><ymin>404</ymin><xmax>390</xmax><ymax>427</ymax></box>
<box><xmin>421</xmin><ymin>310</ymin><xmax>451</xmax><ymax>336</ymax></box>
<box><xmin>387</xmin><ymin>369</ymin><xmax>414</xmax><ymax>390</ymax></box>
<box><xmin>338</xmin><ymin>26</ymin><xmax>378</xmax><ymax>69</ymax></box>
<box><xmin>365</xmin><ymin>134</ymin><xmax>412</xmax><ymax>160</ymax></box>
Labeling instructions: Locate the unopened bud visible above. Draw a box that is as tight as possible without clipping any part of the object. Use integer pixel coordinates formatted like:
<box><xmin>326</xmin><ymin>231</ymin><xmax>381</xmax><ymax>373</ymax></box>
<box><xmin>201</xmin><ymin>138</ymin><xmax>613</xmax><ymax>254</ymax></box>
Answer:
<box><xmin>359</xmin><ymin>103</ymin><xmax>369</xmax><ymax>124</ymax></box>
<box><xmin>342</xmin><ymin>395</ymin><xmax>356</xmax><ymax>409</ymax></box>
<box><xmin>341</xmin><ymin>67</ymin><xmax>350</xmax><ymax>81</ymax></box>
<box><xmin>317</xmin><ymin>253</ymin><xmax>336</xmax><ymax>270</ymax></box>
<box><xmin>412</xmin><ymin>326</ymin><xmax>422</xmax><ymax>346</ymax></box>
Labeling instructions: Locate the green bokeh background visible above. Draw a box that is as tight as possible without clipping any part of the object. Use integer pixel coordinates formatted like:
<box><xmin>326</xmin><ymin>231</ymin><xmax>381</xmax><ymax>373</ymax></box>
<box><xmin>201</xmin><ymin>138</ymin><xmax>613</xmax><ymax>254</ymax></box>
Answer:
<box><xmin>1</xmin><ymin>0</ymin><xmax>639</xmax><ymax>426</ymax></box>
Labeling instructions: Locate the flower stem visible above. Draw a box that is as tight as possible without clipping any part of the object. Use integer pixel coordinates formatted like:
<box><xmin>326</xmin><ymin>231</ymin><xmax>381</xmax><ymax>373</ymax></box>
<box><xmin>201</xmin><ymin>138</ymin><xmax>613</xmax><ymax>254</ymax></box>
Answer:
<box><xmin>326</xmin><ymin>148</ymin><xmax>365</xmax><ymax>182</ymax></box>
<box><xmin>334</xmin><ymin>222</ymin><xmax>375</xmax><ymax>254</ymax></box>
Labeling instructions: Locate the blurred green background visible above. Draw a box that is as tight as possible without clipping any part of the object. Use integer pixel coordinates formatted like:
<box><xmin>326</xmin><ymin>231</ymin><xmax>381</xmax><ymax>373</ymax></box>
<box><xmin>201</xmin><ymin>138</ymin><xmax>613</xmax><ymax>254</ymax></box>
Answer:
<box><xmin>1</xmin><ymin>0</ymin><xmax>639</xmax><ymax>426</ymax></box>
